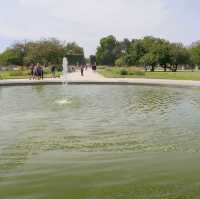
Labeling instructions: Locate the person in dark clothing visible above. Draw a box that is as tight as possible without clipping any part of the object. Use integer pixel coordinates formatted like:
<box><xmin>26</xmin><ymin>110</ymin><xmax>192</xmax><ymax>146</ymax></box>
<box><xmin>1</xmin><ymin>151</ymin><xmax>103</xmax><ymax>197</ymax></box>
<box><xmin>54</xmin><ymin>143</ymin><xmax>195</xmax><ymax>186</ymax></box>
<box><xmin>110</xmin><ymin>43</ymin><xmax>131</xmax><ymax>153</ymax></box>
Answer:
<box><xmin>36</xmin><ymin>64</ymin><xmax>44</xmax><ymax>80</ymax></box>
<box><xmin>40</xmin><ymin>66</ymin><xmax>44</xmax><ymax>79</ymax></box>
<box><xmin>33</xmin><ymin>64</ymin><xmax>38</xmax><ymax>80</ymax></box>
<box><xmin>51</xmin><ymin>65</ymin><xmax>56</xmax><ymax>78</ymax></box>
<box><xmin>92</xmin><ymin>63</ymin><xmax>97</xmax><ymax>72</ymax></box>
<box><xmin>81</xmin><ymin>65</ymin><xmax>84</xmax><ymax>76</ymax></box>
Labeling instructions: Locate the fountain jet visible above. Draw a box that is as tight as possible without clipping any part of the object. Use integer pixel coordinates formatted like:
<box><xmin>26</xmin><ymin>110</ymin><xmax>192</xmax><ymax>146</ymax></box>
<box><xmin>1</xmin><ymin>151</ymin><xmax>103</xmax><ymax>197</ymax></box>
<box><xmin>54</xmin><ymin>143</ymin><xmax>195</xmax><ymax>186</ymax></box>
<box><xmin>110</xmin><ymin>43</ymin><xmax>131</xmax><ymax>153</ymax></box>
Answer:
<box><xmin>62</xmin><ymin>57</ymin><xmax>68</xmax><ymax>83</ymax></box>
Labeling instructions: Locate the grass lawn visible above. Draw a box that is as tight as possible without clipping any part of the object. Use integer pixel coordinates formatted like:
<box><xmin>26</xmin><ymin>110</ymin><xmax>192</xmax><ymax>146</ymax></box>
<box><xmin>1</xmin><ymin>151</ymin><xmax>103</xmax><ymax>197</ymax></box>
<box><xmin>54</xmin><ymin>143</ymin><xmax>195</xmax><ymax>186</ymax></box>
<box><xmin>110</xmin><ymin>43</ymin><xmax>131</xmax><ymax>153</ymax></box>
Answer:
<box><xmin>98</xmin><ymin>67</ymin><xmax>200</xmax><ymax>81</ymax></box>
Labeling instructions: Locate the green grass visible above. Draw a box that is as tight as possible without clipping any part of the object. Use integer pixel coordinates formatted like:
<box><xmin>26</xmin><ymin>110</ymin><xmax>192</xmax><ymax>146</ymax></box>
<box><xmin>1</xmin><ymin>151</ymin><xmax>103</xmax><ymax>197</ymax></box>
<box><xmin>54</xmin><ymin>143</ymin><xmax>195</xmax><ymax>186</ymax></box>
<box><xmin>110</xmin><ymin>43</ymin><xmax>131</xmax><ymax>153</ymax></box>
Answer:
<box><xmin>98</xmin><ymin>66</ymin><xmax>200</xmax><ymax>81</ymax></box>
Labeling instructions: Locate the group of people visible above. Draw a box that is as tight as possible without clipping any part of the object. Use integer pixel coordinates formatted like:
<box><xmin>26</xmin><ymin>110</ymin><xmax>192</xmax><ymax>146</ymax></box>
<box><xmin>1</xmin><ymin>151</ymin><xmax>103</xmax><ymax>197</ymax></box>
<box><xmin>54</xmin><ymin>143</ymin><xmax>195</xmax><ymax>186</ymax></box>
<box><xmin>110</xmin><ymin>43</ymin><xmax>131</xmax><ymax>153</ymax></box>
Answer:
<box><xmin>29</xmin><ymin>63</ymin><xmax>97</xmax><ymax>79</ymax></box>
<box><xmin>29</xmin><ymin>64</ymin><xmax>57</xmax><ymax>80</ymax></box>
<box><xmin>30</xmin><ymin>63</ymin><xmax>44</xmax><ymax>80</ymax></box>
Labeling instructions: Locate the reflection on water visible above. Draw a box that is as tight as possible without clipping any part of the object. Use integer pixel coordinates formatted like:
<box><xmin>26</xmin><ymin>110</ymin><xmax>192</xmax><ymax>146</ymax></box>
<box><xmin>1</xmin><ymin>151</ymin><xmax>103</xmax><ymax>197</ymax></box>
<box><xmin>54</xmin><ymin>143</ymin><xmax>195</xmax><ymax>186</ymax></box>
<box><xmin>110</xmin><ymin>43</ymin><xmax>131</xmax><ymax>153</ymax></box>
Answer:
<box><xmin>1</xmin><ymin>85</ymin><xmax>200</xmax><ymax>199</ymax></box>
<box><xmin>55</xmin><ymin>99</ymin><xmax>72</xmax><ymax>105</ymax></box>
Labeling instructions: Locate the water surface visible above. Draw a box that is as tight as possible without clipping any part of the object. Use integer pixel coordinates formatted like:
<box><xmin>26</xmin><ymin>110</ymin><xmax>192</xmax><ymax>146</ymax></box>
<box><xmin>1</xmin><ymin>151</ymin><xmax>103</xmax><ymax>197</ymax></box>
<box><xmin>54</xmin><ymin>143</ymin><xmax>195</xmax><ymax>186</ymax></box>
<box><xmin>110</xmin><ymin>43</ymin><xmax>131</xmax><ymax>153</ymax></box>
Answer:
<box><xmin>0</xmin><ymin>85</ymin><xmax>200</xmax><ymax>199</ymax></box>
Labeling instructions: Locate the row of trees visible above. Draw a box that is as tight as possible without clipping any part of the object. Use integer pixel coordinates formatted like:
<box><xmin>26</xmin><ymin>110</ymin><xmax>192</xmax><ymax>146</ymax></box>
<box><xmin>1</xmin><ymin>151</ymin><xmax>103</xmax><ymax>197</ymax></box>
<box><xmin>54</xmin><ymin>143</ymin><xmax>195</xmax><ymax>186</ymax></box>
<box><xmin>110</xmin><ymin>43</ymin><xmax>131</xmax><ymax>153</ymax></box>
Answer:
<box><xmin>0</xmin><ymin>38</ymin><xmax>85</xmax><ymax>67</ymax></box>
<box><xmin>96</xmin><ymin>35</ymin><xmax>200</xmax><ymax>71</ymax></box>
<box><xmin>2</xmin><ymin>36</ymin><xmax>200</xmax><ymax>72</ymax></box>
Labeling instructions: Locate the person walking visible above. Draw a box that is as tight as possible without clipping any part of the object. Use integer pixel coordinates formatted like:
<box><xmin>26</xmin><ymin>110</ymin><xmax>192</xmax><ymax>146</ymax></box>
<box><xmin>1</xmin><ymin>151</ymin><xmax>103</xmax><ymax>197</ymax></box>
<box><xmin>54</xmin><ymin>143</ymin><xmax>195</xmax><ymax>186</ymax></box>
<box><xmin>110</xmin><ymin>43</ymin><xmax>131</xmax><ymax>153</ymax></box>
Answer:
<box><xmin>33</xmin><ymin>64</ymin><xmax>38</xmax><ymax>80</ymax></box>
<box><xmin>81</xmin><ymin>65</ymin><xmax>84</xmax><ymax>76</ymax></box>
<box><xmin>41</xmin><ymin>65</ymin><xmax>44</xmax><ymax>79</ymax></box>
<box><xmin>29</xmin><ymin>64</ymin><xmax>34</xmax><ymax>80</ymax></box>
<box><xmin>36</xmin><ymin>63</ymin><xmax>43</xmax><ymax>80</ymax></box>
<box><xmin>92</xmin><ymin>63</ymin><xmax>97</xmax><ymax>72</ymax></box>
<box><xmin>51</xmin><ymin>65</ymin><xmax>56</xmax><ymax>78</ymax></box>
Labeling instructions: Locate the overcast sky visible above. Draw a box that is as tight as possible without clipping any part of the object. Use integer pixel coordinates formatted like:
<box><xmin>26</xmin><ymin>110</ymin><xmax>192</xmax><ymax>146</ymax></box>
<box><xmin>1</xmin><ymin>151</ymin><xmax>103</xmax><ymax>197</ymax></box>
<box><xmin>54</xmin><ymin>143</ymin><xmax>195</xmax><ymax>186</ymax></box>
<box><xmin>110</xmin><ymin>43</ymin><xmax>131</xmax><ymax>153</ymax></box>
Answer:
<box><xmin>0</xmin><ymin>0</ymin><xmax>200</xmax><ymax>56</ymax></box>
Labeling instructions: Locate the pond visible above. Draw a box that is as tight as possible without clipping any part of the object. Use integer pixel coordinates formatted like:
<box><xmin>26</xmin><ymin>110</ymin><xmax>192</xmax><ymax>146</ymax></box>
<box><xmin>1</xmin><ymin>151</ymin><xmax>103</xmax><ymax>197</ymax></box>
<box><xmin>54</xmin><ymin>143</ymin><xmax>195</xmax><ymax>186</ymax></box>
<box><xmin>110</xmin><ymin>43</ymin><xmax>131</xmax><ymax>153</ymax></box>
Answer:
<box><xmin>0</xmin><ymin>85</ymin><xmax>200</xmax><ymax>199</ymax></box>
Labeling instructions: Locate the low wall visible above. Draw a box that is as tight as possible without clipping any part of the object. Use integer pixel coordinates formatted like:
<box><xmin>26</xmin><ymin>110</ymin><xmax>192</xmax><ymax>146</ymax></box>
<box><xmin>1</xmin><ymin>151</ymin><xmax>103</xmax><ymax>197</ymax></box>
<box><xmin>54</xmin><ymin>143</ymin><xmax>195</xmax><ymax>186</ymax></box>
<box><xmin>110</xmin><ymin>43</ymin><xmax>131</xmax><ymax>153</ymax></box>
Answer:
<box><xmin>1</xmin><ymin>79</ymin><xmax>200</xmax><ymax>88</ymax></box>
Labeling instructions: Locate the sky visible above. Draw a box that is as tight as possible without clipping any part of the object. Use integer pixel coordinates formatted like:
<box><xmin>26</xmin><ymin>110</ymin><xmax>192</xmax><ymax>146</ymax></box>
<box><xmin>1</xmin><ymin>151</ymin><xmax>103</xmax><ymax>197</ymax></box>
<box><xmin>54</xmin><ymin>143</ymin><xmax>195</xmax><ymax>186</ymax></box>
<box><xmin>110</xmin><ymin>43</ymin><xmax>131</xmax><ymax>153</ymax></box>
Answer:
<box><xmin>0</xmin><ymin>0</ymin><xmax>200</xmax><ymax>56</ymax></box>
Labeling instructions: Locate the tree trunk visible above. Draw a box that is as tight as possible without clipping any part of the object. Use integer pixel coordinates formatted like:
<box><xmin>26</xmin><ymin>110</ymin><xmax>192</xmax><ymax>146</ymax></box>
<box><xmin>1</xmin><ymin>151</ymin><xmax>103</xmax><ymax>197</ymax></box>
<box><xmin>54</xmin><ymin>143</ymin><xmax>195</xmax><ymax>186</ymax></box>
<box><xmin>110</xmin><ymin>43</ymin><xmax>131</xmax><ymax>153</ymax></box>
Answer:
<box><xmin>172</xmin><ymin>64</ymin><xmax>178</xmax><ymax>72</ymax></box>
<box><xmin>151</xmin><ymin>65</ymin><xmax>155</xmax><ymax>72</ymax></box>
<box><xmin>164</xmin><ymin>65</ymin><xmax>167</xmax><ymax>72</ymax></box>
<box><xmin>174</xmin><ymin>64</ymin><xmax>178</xmax><ymax>72</ymax></box>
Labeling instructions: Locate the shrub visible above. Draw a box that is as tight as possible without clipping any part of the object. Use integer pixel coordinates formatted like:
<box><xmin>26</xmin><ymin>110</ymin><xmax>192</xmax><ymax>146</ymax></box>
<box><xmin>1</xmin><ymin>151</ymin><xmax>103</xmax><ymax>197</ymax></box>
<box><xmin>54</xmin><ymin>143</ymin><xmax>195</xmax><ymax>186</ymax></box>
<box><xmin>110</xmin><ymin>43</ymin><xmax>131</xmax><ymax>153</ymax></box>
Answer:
<box><xmin>120</xmin><ymin>68</ymin><xmax>128</xmax><ymax>75</ymax></box>
<box><xmin>44</xmin><ymin>67</ymin><xmax>51</xmax><ymax>75</ymax></box>
<box><xmin>128</xmin><ymin>71</ymin><xmax>134</xmax><ymax>75</ymax></box>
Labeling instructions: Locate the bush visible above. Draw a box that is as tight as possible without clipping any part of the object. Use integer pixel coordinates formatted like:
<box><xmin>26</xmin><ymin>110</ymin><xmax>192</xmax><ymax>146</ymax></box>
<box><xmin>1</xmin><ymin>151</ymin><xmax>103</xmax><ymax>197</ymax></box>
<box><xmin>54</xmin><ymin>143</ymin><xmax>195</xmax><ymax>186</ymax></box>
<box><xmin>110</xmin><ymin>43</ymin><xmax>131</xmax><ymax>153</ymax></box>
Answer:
<box><xmin>128</xmin><ymin>71</ymin><xmax>134</xmax><ymax>75</ymax></box>
<box><xmin>7</xmin><ymin>69</ymin><xmax>29</xmax><ymax>77</ymax></box>
<box><xmin>44</xmin><ymin>67</ymin><xmax>51</xmax><ymax>75</ymax></box>
<box><xmin>120</xmin><ymin>68</ymin><xmax>128</xmax><ymax>75</ymax></box>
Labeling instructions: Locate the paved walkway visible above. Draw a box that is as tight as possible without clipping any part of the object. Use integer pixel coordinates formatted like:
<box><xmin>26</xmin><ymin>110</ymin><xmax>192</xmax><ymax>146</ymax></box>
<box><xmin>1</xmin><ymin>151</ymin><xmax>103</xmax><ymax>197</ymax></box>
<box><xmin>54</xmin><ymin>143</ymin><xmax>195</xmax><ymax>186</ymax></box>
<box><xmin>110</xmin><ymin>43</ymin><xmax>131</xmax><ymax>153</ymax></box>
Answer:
<box><xmin>67</xmin><ymin>68</ymin><xmax>104</xmax><ymax>81</ymax></box>
<box><xmin>1</xmin><ymin>69</ymin><xmax>200</xmax><ymax>88</ymax></box>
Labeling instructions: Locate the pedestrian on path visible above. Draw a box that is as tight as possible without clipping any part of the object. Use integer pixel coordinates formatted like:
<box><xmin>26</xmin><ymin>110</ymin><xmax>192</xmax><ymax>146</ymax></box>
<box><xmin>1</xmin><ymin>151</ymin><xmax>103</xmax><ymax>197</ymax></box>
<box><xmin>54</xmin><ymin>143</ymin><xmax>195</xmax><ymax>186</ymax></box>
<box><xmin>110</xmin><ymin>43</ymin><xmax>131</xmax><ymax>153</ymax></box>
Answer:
<box><xmin>81</xmin><ymin>65</ymin><xmax>84</xmax><ymax>76</ymax></box>
<box><xmin>92</xmin><ymin>63</ymin><xmax>97</xmax><ymax>72</ymax></box>
<box><xmin>51</xmin><ymin>65</ymin><xmax>56</xmax><ymax>78</ymax></box>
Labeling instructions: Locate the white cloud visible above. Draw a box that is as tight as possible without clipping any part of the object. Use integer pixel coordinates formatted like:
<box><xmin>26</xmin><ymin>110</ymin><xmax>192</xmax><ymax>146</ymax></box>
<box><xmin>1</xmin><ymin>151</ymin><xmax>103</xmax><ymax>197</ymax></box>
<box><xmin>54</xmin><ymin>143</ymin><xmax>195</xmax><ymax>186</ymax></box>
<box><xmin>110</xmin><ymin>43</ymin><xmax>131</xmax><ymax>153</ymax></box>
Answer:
<box><xmin>0</xmin><ymin>0</ymin><xmax>171</xmax><ymax>55</ymax></box>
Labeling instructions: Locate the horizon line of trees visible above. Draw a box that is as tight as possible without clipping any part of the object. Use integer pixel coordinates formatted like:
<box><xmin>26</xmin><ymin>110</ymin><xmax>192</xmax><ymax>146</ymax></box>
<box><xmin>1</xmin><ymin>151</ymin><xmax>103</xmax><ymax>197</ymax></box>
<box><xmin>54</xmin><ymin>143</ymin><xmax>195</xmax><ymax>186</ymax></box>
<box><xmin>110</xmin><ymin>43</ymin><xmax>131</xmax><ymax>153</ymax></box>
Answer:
<box><xmin>1</xmin><ymin>36</ymin><xmax>200</xmax><ymax>72</ymax></box>
<box><xmin>95</xmin><ymin>35</ymin><xmax>200</xmax><ymax>72</ymax></box>
<box><xmin>0</xmin><ymin>38</ymin><xmax>85</xmax><ymax>67</ymax></box>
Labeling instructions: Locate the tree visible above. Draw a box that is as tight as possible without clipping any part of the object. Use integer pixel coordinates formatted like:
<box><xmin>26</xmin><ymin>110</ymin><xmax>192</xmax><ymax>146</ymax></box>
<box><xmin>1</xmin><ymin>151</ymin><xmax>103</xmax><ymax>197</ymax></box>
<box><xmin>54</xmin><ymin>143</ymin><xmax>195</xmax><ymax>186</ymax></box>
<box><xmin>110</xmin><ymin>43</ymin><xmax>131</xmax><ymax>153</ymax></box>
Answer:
<box><xmin>118</xmin><ymin>39</ymin><xmax>131</xmax><ymax>54</ymax></box>
<box><xmin>169</xmin><ymin>43</ymin><xmax>191</xmax><ymax>71</ymax></box>
<box><xmin>139</xmin><ymin>53</ymin><xmax>158</xmax><ymax>71</ymax></box>
<box><xmin>64</xmin><ymin>42</ymin><xmax>84</xmax><ymax>55</ymax></box>
<box><xmin>90</xmin><ymin>55</ymin><xmax>96</xmax><ymax>65</ymax></box>
<box><xmin>139</xmin><ymin>37</ymin><xmax>172</xmax><ymax>71</ymax></box>
<box><xmin>0</xmin><ymin>48</ymin><xmax>22</xmax><ymax>66</ymax></box>
<box><xmin>115</xmin><ymin>56</ymin><xmax>126</xmax><ymax>67</ymax></box>
<box><xmin>0</xmin><ymin>38</ymin><xmax>85</xmax><ymax>67</ymax></box>
<box><xmin>11</xmin><ymin>42</ymin><xmax>28</xmax><ymax>66</ymax></box>
<box><xmin>154</xmin><ymin>40</ymin><xmax>171</xmax><ymax>71</ymax></box>
<box><xmin>24</xmin><ymin>38</ymin><xmax>65</xmax><ymax>65</ymax></box>
<box><xmin>96</xmin><ymin>35</ymin><xmax>119</xmax><ymax>66</ymax></box>
<box><xmin>125</xmin><ymin>39</ymin><xmax>146</xmax><ymax>66</ymax></box>
<box><xmin>190</xmin><ymin>42</ymin><xmax>200</xmax><ymax>66</ymax></box>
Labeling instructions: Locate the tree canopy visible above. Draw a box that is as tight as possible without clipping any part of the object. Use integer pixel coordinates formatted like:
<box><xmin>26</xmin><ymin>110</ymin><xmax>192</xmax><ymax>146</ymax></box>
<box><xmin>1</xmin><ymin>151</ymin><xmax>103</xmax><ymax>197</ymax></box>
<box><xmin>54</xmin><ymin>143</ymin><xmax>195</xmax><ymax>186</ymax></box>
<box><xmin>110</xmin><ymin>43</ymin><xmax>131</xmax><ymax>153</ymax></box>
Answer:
<box><xmin>96</xmin><ymin>35</ymin><xmax>120</xmax><ymax>66</ymax></box>
<box><xmin>190</xmin><ymin>41</ymin><xmax>200</xmax><ymax>66</ymax></box>
<box><xmin>0</xmin><ymin>38</ymin><xmax>85</xmax><ymax>66</ymax></box>
<box><xmin>1</xmin><ymin>35</ymin><xmax>200</xmax><ymax>72</ymax></box>
<box><xmin>96</xmin><ymin>35</ymin><xmax>195</xmax><ymax>72</ymax></box>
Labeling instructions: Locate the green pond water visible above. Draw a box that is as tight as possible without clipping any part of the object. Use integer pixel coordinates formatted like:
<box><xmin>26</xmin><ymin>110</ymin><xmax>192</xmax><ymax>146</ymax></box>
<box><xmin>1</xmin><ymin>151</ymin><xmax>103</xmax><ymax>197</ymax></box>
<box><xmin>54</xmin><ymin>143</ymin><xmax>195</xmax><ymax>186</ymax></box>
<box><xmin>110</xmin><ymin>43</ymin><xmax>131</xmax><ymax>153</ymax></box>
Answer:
<box><xmin>0</xmin><ymin>85</ymin><xmax>200</xmax><ymax>199</ymax></box>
